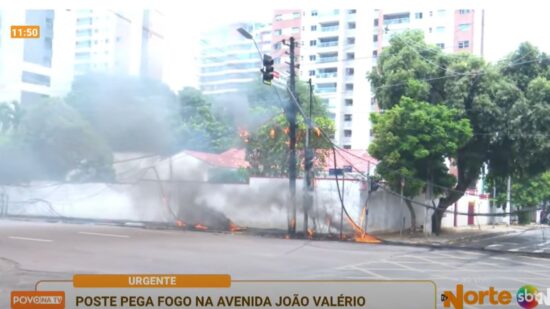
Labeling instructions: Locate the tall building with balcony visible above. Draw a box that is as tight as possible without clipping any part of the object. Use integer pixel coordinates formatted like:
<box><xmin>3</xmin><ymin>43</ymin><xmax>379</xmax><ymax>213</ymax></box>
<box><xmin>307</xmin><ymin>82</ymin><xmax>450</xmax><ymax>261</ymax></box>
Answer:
<box><xmin>71</xmin><ymin>10</ymin><xmax>165</xmax><ymax>80</ymax></box>
<box><xmin>299</xmin><ymin>9</ymin><xmax>374</xmax><ymax>149</ymax></box>
<box><xmin>198</xmin><ymin>23</ymin><xmax>271</xmax><ymax>95</ymax></box>
<box><xmin>299</xmin><ymin>8</ymin><xmax>483</xmax><ymax>150</ymax></box>
<box><xmin>271</xmin><ymin>10</ymin><xmax>302</xmax><ymax>75</ymax></box>
<box><xmin>0</xmin><ymin>10</ymin><xmax>59</xmax><ymax>104</ymax></box>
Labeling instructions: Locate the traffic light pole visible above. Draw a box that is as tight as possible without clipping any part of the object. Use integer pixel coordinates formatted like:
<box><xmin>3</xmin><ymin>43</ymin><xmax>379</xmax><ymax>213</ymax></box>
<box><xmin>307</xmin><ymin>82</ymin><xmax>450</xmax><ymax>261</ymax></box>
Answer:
<box><xmin>303</xmin><ymin>79</ymin><xmax>314</xmax><ymax>234</ymax></box>
<box><xmin>288</xmin><ymin>37</ymin><xmax>298</xmax><ymax>236</ymax></box>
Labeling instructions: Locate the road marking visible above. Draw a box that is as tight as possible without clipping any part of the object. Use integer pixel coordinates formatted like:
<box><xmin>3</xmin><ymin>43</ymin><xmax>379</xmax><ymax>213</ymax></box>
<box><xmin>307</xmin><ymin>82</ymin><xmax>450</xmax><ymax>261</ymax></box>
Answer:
<box><xmin>78</xmin><ymin>231</ymin><xmax>129</xmax><ymax>238</ymax></box>
<box><xmin>8</xmin><ymin>236</ymin><xmax>53</xmax><ymax>242</ymax></box>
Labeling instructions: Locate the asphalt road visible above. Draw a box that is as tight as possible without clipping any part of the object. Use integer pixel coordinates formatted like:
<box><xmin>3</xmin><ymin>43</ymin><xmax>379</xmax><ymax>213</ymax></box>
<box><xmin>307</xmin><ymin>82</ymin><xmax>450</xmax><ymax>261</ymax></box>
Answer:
<box><xmin>453</xmin><ymin>225</ymin><xmax>550</xmax><ymax>253</ymax></box>
<box><xmin>1</xmin><ymin>219</ymin><xmax>550</xmax><ymax>308</ymax></box>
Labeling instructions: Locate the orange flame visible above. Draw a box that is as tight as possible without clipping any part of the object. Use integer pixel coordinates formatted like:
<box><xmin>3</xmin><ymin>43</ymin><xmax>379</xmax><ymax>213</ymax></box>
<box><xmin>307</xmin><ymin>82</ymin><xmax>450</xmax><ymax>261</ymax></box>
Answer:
<box><xmin>176</xmin><ymin>220</ymin><xmax>186</xmax><ymax>227</ymax></box>
<box><xmin>314</xmin><ymin>127</ymin><xmax>321</xmax><ymax>137</ymax></box>
<box><xmin>290</xmin><ymin>218</ymin><xmax>296</xmax><ymax>230</ymax></box>
<box><xmin>284</xmin><ymin>127</ymin><xmax>289</xmax><ymax>135</ymax></box>
<box><xmin>307</xmin><ymin>228</ymin><xmax>314</xmax><ymax>239</ymax></box>
<box><xmin>229</xmin><ymin>222</ymin><xmax>246</xmax><ymax>232</ymax></box>
<box><xmin>239</xmin><ymin>129</ymin><xmax>250</xmax><ymax>143</ymax></box>
<box><xmin>284</xmin><ymin>235</ymin><xmax>290</xmax><ymax>240</ymax></box>
<box><xmin>345</xmin><ymin>216</ymin><xmax>380</xmax><ymax>244</ymax></box>
<box><xmin>194</xmin><ymin>224</ymin><xmax>208</xmax><ymax>231</ymax></box>
<box><xmin>269</xmin><ymin>128</ymin><xmax>276</xmax><ymax>139</ymax></box>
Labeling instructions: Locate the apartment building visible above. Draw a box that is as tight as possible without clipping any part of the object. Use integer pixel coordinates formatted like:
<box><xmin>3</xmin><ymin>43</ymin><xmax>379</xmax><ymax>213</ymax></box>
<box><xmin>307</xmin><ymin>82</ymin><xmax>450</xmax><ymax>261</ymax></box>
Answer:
<box><xmin>198</xmin><ymin>23</ymin><xmax>271</xmax><ymax>95</ymax></box>
<box><xmin>299</xmin><ymin>8</ymin><xmax>483</xmax><ymax>150</ymax></box>
<box><xmin>271</xmin><ymin>10</ymin><xmax>301</xmax><ymax>74</ymax></box>
<box><xmin>0</xmin><ymin>10</ymin><xmax>58</xmax><ymax>104</ymax></box>
<box><xmin>71</xmin><ymin>10</ymin><xmax>164</xmax><ymax>79</ymax></box>
<box><xmin>299</xmin><ymin>9</ymin><xmax>374</xmax><ymax>149</ymax></box>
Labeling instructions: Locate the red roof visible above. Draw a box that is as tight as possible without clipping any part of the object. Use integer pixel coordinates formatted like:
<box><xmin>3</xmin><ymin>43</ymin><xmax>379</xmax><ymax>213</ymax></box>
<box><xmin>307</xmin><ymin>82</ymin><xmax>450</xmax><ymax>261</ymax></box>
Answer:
<box><xmin>322</xmin><ymin>149</ymin><xmax>378</xmax><ymax>173</ymax></box>
<box><xmin>185</xmin><ymin>148</ymin><xmax>249</xmax><ymax>169</ymax></box>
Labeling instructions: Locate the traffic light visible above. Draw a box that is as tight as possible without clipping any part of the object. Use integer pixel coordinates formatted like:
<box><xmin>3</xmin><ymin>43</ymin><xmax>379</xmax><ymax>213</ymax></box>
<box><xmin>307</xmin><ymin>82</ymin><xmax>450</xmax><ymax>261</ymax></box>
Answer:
<box><xmin>261</xmin><ymin>54</ymin><xmax>275</xmax><ymax>85</ymax></box>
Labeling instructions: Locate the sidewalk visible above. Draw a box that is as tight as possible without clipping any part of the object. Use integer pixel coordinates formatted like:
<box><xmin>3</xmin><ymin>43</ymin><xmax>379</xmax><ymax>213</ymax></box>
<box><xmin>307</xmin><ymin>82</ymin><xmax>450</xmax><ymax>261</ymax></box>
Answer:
<box><xmin>375</xmin><ymin>224</ymin><xmax>548</xmax><ymax>254</ymax></box>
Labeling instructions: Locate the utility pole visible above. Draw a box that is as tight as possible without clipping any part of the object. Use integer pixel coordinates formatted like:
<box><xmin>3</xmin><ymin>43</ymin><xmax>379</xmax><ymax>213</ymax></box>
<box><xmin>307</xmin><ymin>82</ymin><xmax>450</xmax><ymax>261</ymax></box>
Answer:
<box><xmin>303</xmin><ymin>79</ymin><xmax>314</xmax><ymax>234</ymax></box>
<box><xmin>286</xmin><ymin>36</ymin><xmax>298</xmax><ymax>235</ymax></box>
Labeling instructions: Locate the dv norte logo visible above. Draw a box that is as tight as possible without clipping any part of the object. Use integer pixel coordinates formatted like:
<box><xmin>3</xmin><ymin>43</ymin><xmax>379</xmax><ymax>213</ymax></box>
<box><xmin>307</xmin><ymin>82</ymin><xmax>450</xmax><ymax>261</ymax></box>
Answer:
<box><xmin>441</xmin><ymin>284</ymin><xmax>512</xmax><ymax>309</ymax></box>
<box><xmin>517</xmin><ymin>285</ymin><xmax>550</xmax><ymax>309</ymax></box>
<box><xmin>441</xmin><ymin>284</ymin><xmax>550</xmax><ymax>309</ymax></box>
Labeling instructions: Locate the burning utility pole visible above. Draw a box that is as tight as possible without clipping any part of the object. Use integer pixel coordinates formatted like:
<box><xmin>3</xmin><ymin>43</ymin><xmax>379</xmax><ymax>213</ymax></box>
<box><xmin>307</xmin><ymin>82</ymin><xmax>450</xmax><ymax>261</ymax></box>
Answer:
<box><xmin>284</xmin><ymin>37</ymin><xmax>299</xmax><ymax>235</ymax></box>
<box><xmin>303</xmin><ymin>79</ymin><xmax>314</xmax><ymax>234</ymax></box>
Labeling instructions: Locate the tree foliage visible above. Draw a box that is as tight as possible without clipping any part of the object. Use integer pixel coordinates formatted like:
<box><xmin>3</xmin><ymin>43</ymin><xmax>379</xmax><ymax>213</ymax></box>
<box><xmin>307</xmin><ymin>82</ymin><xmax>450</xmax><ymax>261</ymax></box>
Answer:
<box><xmin>368</xmin><ymin>31</ymin><xmax>550</xmax><ymax>233</ymax></box>
<box><xmin>0</xmin><ymin>99</ymin><xmax>114</xmax><ymax>183</ymax></box>
<box><xmin>175</xmin><ymin>87</ymin><xmax>236</xmax><ymax>152</ymax></box>
<box><xmin>369</xmin><ymin>97</ymin><xmax>472</xmax><ymax>231</ymax></box>
<box><xmin>66</xmin><ymin>73</ymin><xmax>179</xmax><ymax>154</ymax></box>
<box><xmin>244</xmin><ymin>80</ymin><xmax>335</xmax><ymax>177</ymax></box>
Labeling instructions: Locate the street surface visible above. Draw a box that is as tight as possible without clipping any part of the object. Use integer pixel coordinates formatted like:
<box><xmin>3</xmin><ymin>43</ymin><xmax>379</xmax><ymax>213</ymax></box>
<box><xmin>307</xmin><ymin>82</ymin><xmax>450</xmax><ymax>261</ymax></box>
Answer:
<box><xmin>452</xmin><ymin>225</ymin><xmax>550</xmax><ymax>253</ymax></box>
<box><xmin>1</xmin><ymin>219</ymin><xmax>550</xmax><ymax>308</ymax></box>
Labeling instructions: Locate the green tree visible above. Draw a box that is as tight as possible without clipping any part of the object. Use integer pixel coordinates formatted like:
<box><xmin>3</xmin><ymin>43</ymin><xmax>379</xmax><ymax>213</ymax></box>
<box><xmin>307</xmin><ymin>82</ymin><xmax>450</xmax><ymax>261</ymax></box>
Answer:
<box><xmin>369</xmin><ymin>97</ymin><xmax>472</xmax><ymax>232</ymax></box>
<box><xmin>66</xmin><ymin>73</ymin><xmax>179</xmax><ymax>154</ymax></box>
<box><xmin>0</xmin><ymin>98</ymin><xmax>114</xmax><ymax>183</ymax></box>
<box><xmin>244</xmin><ymin>80</ymin><xmax>335</xmax><ymax>176</ymax></box>
<box><xmin>369</xmin><ymin>30</ymin><xmax>528</xmax><ymax>234</ymax></box>
<box><xmin>175</xmin><ymin>87</ymin><xmax>236</xmax><ymax>152</ymax></box>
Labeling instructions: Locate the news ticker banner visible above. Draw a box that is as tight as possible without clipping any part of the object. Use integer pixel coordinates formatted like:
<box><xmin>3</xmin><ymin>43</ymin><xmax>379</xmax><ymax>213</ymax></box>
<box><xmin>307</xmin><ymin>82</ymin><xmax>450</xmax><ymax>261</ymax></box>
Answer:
<box><xmin>10</xmin><ymin>275</ymin><xmax>436</xmax><ymax>308</ymax></box>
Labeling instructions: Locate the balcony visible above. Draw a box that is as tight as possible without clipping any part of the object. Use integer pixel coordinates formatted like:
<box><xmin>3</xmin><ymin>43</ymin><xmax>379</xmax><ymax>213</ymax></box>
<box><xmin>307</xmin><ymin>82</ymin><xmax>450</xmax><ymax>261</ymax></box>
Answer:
<box><xmin>317</xmin><ymin>87</ymin><xmax>337</xmax><ymax>93</ymax></box>
<box><xmin>319</xmin><ymin>41</ymin><xmax>338</xmax><ymax>48</ymax></box>
<box><xmin>316</xmin><ymin>72</ymin><xmax>337</xmax><ymax>78</ymax></box>
<box><xmin>320</xmin><ymin>25</ymin><xmax>339</xmax><ymax>32</ymax></box>
<box><xmin>384</xmin><ymin>17</ymin><xmax>410</xmax><ymax>25</ymax></box>
<box><xmin>317</xmin><ymin>56</ymin><xmax>338</xmax><ymax>63</ymax></box>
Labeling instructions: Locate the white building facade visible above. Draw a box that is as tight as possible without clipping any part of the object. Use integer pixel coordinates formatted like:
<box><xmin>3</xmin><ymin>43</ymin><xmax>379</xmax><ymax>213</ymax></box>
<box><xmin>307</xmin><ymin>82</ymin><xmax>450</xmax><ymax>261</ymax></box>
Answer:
<box><xmin>198</xmin><ymin>23</ymin><xmax>271</xmax><ymax>96</ymax></box>
<box><xmin>299</xmin><ymin>8</ymin><xmax>483</xmax><ymax>150</ymax></box>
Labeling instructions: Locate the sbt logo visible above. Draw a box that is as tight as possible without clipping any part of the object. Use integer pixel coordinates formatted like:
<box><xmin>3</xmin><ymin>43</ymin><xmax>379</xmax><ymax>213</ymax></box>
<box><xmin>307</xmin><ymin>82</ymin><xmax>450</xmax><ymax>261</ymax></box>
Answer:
<box><xmin>516</xmin><ymin>285</ymin><xmax>550</xmax><ymax>309</ymax></box>
<box><xmin>441</xmin><ymin>284</ymin><xmax>512</xmax><ymax>309</ymax></box>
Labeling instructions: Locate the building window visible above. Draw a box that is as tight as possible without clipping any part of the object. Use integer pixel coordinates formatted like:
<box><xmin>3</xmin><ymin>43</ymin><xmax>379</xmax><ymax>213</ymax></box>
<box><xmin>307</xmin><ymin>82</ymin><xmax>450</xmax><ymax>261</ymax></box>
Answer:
<box><xmin>458</xmin><ymin>23</ymin><xmax>471</xmax><ymax>31</ymax></box>
<box><xmin>458</xmin><ymin>40</ymin><xmax>470</xmax><ymax>49</ymax></box>
<box><xmin>76</xmin><ymin>29</ymin><xmax>92</xmax><ymax>36</ymax></box>
<box><xmin>21</xmin><ymin>71</ymin><xmax>51</xmax><ymax>87</ymax></box>
<box><xmin>415</xmin><ymin>12</ymin><xmax>423</xmax><ymax>19</ymax></box>
<box><xmin>436</xmin><ymin>43</ymin><xmax>445</xmax><ymax>49</ymax></box>
<box><xmin>348</xmin><ymin>9</ymin><xmax>356</xmax><ymax>14</ymax></box>
<box><xmin>373</xmin><ymin>34</ymin><xmax>378</xmax><ymax>42</ymax></box>
<box><xmin>372</xmin><ymin>50</ymin><xmax>378</xmax><ymax>57</ymax></box>
<box><xmin>345</xmin><ymin>99</ymin><xmax>353</xmax><ymax>106</ymax></box>
<box><xmin>436</xmin><ymin>26</ymin><xmax>445</xmax><ymax>33</ymax></box>
<box><xmin>344</xmin><ymin>130</ymin><xmax>352</xmax><ymax>137</ymax></box>
<box><xmin>429</xmin><ymin>11</ymin><xmax>433</xmax><ymax>17</ymax></box>
<box><xmin>293</xmin><ymin>12</ymin><xmax>300</xmax><ymax>19</ymax></box>
<box><xmin>428</xmin><ymin>27</ymin><xmax>432</xmax><ymax>33</ymax></box>
<box><xmin>274</xmin><ymin>58</ymin><xmax>281</xmax><ymax>64</ymax></box>
<box><xmin>347</xmin><ymin>53</ymin><xmax>355</xmax><ymax>60</ymax></box>
<box><xmin>346</xmin><ymin>68</ymin><xmax>354</xmax><ymax>76</ymax></box>
<box><xmin>345</xmin><ymin>84</ymin><xmax>354</xmax><ymax>91</ymax></box>
<box><xmin>347</xmin><ymin>37</ymin><xmax>355</xmax><ymax>45</ymax></box>
<box><xmin>292</xmin><ymin>27</ymin><xmax>300</xmax><ymax>33</ymax></box>
<box><xmin>311</xmin><ymin>10</ymin><xmax>318</xmax><ymax>16</ymax></box>
<box><xmin>311</xmin><ymin>25</ymin><xmax>317</xmax><ymax>31</ymax></box>
<box><xmin>374</xmin><ymin>19</ymin><xmax>379</xmax><ymax>26</ymax></box>
<box><xmin>274</xmin><ymin>42</ymin><xmax>282</xmax><ymax>50</ymax></box>
<box><xmin>309</xmin><ymin>70</ymin><xmax>315</xmax><ymax>76</ymax></box>
<box><xmin>438</xmin><ymin>10</ymin><xmax>446</xmax><ymax>16</ymax></box>
<box><xmin>344</xmin><ymin>114</ymin><xmax>352</xmax><ymax>121</ymax></box>
<box><xmin>343</xmin><ymin>145</ymin><xmax>352</xmax><ymax>149</ymax></box>
<box><xmin>310</xmin><ymin>40</ymin><xmax>317</xmax><ymax>46</ymax></box>
<box><xmin>275</xmin><ymin>14</ymin><xmax>282</xmax><ymax>21</ymax></box>
<box><xmin>371</xmin><ymin>97</ymin><xmax>376</xmax><ymax>105</ymax></box>
<box><xmin>274</xmin><ymin>29</ymin><xmax>282</xmax><ymax>36</ymax></box>
<box><xmin>44</xmin><ymin>37</ymin><xmax>52</xmax><ymax>49</ymax></box>
<box><xmin>348</xmin><ymin>22</ymin><xmax>356</xmax><ymax>29</ymax></box>
<box><xmin>459</xmin><ymin>9</ymin><xmax>471</xmax><ymax>14</ymax></box>
<box><xmin>309</xmin><ymin>55</ymin><xmax>316</xmax><ymax>61</ymax></box>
